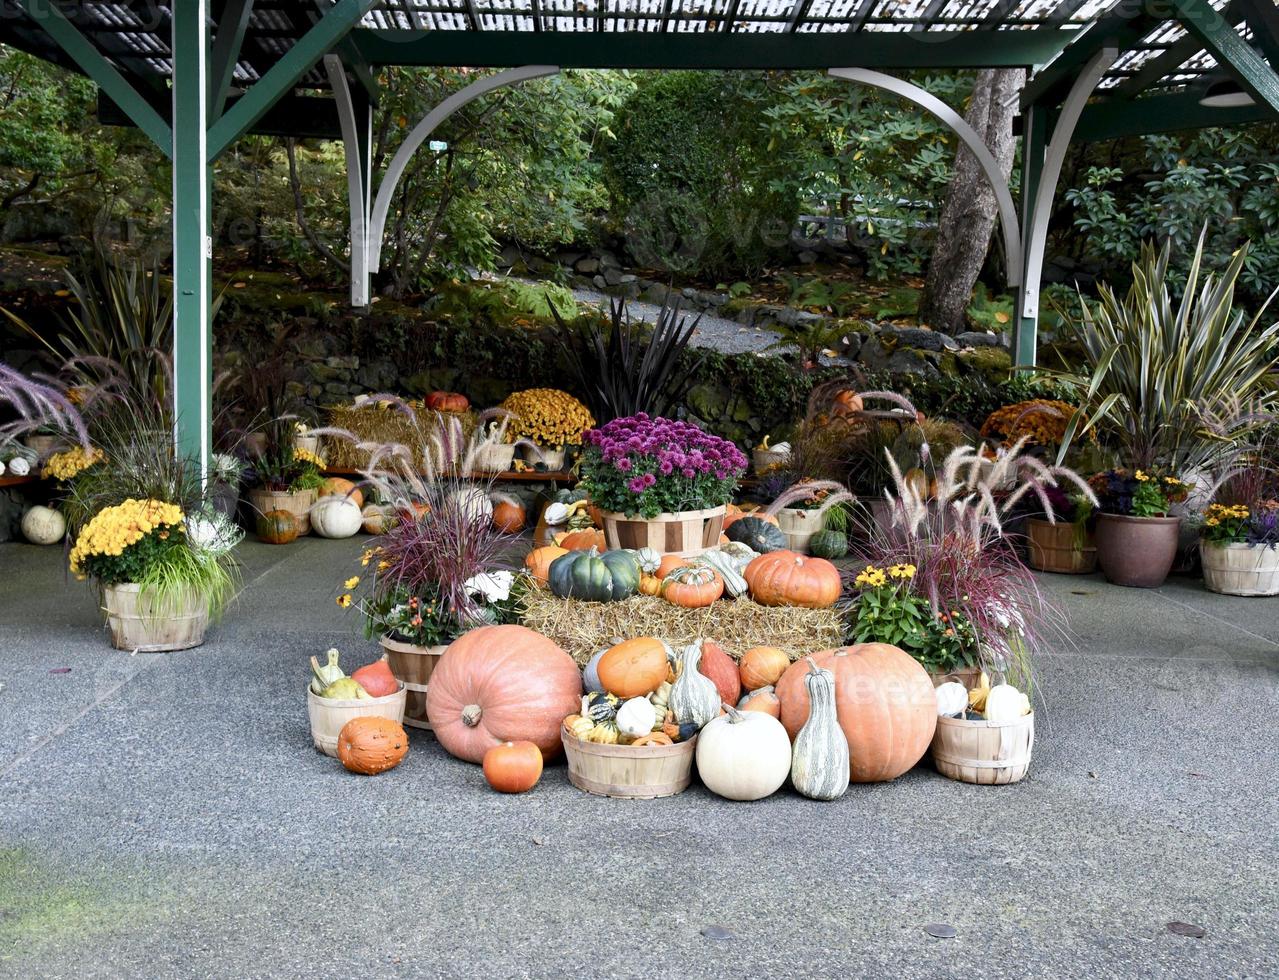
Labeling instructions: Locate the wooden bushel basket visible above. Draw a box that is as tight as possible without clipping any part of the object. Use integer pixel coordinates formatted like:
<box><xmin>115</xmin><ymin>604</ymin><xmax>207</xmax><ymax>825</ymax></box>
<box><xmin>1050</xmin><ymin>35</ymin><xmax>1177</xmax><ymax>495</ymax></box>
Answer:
<box><xmin>931</xmin><ymin>712</ymin><xmax>1034</xmax><ymax>785</ymax></box>
<box><xmin>102</xmin><ymin>583</ymin><xmax>209</xmax><ymax>652</ymax></box>
<box><xmin>380</xmin><ymin>636</ymin><xmax>447</xmax><ymax>734</ymax></box>
<box><xmin>600</xmin><ymin>505</ymin><xmax>726</xmax><ymax>558</ymax></box>
<box><xmin>777</xmin><ymin>507</ymin><xmax>823</xmax><ymax>555</ymax></box>
<box><xmin>561</xmin><ymin>726</ymin><xmax>697</xmax><ymax>799</ymax></box>
<box><xmin>248</xmin><ymin>487</ymin><xmax>316</xmax><ymax>535</ymax></box>
<box><xmin>1026</xmin><ymin>518</ymin><xmax>1097</xmax><ymax>575</ymax></box>
<box><xmin>306</xmin><ymin>684</ymin><xmax>407</xmax><ymax>757</ymax></box>
<box><xmin>1200</xmin><ymin>541</ymin><xmax>1279</xmax><ymax>597</ymax></box>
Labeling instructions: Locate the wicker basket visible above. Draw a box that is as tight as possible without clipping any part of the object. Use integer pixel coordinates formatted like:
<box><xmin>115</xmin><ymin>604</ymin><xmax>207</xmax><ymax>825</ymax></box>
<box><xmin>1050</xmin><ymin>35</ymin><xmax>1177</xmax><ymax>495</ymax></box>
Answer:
<box><xmin>600</xmin><ymin>504</ymin><xmax>726</xmax><ymax>557</ymax></box>
<box><xmin>247</xmin><ymin>487</ymin><xmax>316</xmax><ymax>535</ymax></box>
<box><xmin>562</xmin><ymin>727</ymin><xmax>697</xmax><ymax>799</ymax></box>
<box><xmin>1200</xmin><ymin>541</ymin><xmax>1279</xmax><ymax>597</ymax></box>
<box><xmin>306</xmin><ymin>684</ymin><xmax>407</xmax><ymax>757</ymax></box>
<box><xmin>777</xmin><ymin>507</ymin><xmax>823</xmax><ymax>554</ymax></box>
<box><xmin>1025</xmin><ymin>518</ymin><xmax>1096</xmax><ymax>574</ymax></box>
<box><xmin>931</xmin><ymin>712</ymin><xmax>1034</xmax><ymax>785</ymax></box>
<box><xmin>102</xmin><ymin>583</ymin><xmax>209</xmax><ymax>652</ymax></box>
<box><xmin>380</xmin><ymin>636</ymin><xmax>447</xmax><ymax>733</ymax></box>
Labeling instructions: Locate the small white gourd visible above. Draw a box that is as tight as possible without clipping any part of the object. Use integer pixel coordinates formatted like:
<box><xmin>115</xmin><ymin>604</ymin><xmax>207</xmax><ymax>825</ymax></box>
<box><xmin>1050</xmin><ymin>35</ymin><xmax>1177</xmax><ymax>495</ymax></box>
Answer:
<box><xmin>0</xmin><ymin>460</ymin><xmax>5</xmax><ymax>476</ymax></box>
<box><xmin>668</xmin><ymin>640</ymin><xmax>720</xmax><ymax>730</ymax></box>
<box><xmin>984</xmin><ymin>684</ymin><xmax>1030</xmax><ymax>722</ymax></box>
<box><xmin>616</xmin><ymin>697</ymin><xmax>657</xmax><ymax>739</ymax></box>
<box><xmin>934</xmin><ymin>681</ymin><xmax>968</xmax><ymax>718</ymax></box>
<box><xmin>544</xmin><ymin>501</ymin><xmax>572</xmax><ymax>526</ymax></box>
<box><xmin>8</xmin><ymin>456</ymin><xmax>30</xmax><ymax>477</ymax></box>
<box><xmin>633</xmin><ymin>547</ymin><xmax>662</xmax><ymax>574</ymax></box>
<box><xmin>789</xmin><ymin>657</ymin><xmax>849</xmax><ymax>801</ymax></box>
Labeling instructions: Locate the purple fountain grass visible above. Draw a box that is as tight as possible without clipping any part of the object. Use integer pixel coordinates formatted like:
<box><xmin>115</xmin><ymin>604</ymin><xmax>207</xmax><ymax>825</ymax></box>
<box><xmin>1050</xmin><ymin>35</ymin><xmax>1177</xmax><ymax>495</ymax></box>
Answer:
<box><xmin>0</xmin><ymin>362</ymin><xmax>89</xmax><ymax>447</ymax></box>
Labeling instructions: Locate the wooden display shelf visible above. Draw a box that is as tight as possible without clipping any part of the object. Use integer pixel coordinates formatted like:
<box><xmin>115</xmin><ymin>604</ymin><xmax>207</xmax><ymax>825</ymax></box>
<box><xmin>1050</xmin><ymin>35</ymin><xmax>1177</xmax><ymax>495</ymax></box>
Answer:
<box><xmin>323</xmin><ymin>467</ymin><xmax>576</xmax><ymax>484</ymax></box>
<box><xmin>0</xmin><ymin>474</ymin><xmax>39</xmax><ymax>488</ymax></box>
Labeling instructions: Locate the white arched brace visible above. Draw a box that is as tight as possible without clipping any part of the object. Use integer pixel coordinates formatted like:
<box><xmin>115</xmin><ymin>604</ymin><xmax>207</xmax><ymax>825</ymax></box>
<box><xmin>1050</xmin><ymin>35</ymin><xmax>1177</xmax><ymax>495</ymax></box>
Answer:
<box><xmin>369</xmin><ymin>65</ymin><xmax>560</xmax><ymax>275</ymax></box>
<box><xmin>325</xmin><ymin>55</ymin><xmax>374</xmax><ymax>308</ymax></box>
<box><xmin>829</xmin><ymin>67</ymin><xmax>1023</xmax><ymax>289</ymax></box>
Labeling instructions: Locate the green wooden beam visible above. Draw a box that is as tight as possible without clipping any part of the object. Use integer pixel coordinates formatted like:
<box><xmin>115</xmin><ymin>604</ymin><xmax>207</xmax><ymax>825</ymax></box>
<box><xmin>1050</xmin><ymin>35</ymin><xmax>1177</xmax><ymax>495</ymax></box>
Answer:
<box><xmin>209</xmin><ymin>0</ymin><xmax>256</xmax><ymax>119</ymax></box>
<box><xmin>1074</xmin><ymin>91</ymin><xmax>1272</xmax><ymax>141</ymax></box>
<box><xmin>1014</xmin><ymin>104</ymin><xmax>1047</xmax><ymax>369</ymax></box>
<box><xmin>1241</xmin><ymin>0</ymin><xmax>1279</xmax><ymax>67</ymax></box>
<box><xmin>17</xmin><ymin>0</ymin><xmax>172</xmax><ymax>156</ymax></box>
<box><xmin>1173</xmin><ymin>0</ymin><xmax>1279</xmax><ymax>115</ymax></box>
<box><xmin>207</xmin><ymin>0</ymin><xmax>378</xmax><ymax>161</ymax></box>
<box><xmin>1021</xmin><ymin>6</ymin><xmax>1155</xmax><ymax>110</ymax></box>
<box><xmin>314</xmin><ymin>1</ymin><xmax>380</xmax><ymax>103</ymax></box>
<box><xmin>351</xmin><ymin>28</ymin><xmax>1076</xmax><ymax>70</ymax></box>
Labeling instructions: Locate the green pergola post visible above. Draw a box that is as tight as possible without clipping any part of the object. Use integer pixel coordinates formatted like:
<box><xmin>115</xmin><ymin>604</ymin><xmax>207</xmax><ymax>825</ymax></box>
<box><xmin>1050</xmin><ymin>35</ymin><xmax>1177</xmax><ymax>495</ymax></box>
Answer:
<box><xmin>171</xmin><ymin>0</ymin><xmax>212</xmax><ymax>473</ymax></box>
<box><xmin>1014</xmin><ymin>104</ymin><xmax>1047</xmax><ymax>369</ymax></box>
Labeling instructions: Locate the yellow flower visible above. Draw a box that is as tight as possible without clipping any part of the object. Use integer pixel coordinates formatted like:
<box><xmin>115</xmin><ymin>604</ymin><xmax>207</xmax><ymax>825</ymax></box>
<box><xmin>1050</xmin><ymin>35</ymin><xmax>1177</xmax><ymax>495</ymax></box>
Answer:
<box><xmin>344</xmin><ymin>576</ymin><xmax>360</xmax><ymax>590</ymax></box>
<box><xmin>336</xmin><ymin>594</ymin><xmax>352</xmax><ymax>608</ymax></box>
<box><xmin>1134</xmin><ymin>470</ymin><xmax>1149</xmax><ymax>482</ymax></box>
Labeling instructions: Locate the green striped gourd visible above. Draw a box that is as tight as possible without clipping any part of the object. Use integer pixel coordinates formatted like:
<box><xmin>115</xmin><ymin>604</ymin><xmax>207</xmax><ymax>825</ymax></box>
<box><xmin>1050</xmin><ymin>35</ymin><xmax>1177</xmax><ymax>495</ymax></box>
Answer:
<box><xmin>697</xmin><ymin>549</ymin><xmax>749</xmax><ymax>598</ymax></box>
<box><xmin>669</xmin><ymin>640</ymin><xmax>720</xmax><ymax>730</ymax></box>
<box><xmin>790</xmin><ymin>657</ymin><xmax>849</xmax><ymax>801</ymax></box>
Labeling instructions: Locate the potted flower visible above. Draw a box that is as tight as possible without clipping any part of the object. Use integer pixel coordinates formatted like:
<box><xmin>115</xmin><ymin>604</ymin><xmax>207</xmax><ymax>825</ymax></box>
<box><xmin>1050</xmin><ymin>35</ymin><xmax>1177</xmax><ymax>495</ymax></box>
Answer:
<box><xmin>1090</xmin><ymin>468</ymin><xmax>1190</xmax><ymax>588</ymax></box>
<box><xmin>580</xmin><ymin>413</ymin><xmax>748</xmax><ymax>556</ymax></box>
<box><xmin>500</xmin><ymin>388</ymin><xmax>594</xmax><ymax>471</ymax></box>
<box><xmin>247</xmin><ymin>421</ymin><xmax>326</xmax><ymax>535</ymax></box>
<box><xmin>1199</xmin><ymin>500</ymin><xmax>1279</xmax><ymax>596</ymax></box>
<box><xmin>69</xmin><ymin>499</ymin><xmax>240</xmax><ymax>651</ymax></box>
<box><xmin>1023</xmin><ymin>485</ymin><xmax>1097</xmax><ymax>575</ymax></box>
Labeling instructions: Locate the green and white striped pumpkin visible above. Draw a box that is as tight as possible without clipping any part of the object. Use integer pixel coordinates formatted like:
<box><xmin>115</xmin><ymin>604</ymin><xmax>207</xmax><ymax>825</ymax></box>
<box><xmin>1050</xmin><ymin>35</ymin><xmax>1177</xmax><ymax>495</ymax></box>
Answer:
<box><xmin>789</xmin><ymin>657</ymin><xmax>849</xmax><ymax>801</ymax></box>
<box><xmin>669</xmin><ymin>640</ymin><xmax>720</xmax><ymax>730</ymax></box>
<box><xmin>696</xmin><ymin>550</ymin><xmax>749</xmax><ymax>598</ymax></box>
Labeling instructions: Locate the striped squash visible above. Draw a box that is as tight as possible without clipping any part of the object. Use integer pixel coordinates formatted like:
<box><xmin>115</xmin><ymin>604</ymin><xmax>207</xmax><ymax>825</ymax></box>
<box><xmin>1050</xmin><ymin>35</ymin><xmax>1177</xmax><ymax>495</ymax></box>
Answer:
<box><xmin>668</xmin><ymin>640</ymin><xmax>720</xmax><ymax>730</ymax></box>
<box><xmin>789</xmin><ymin>657</ymin><xmax>849</xmax><ymax>801</ymax></box>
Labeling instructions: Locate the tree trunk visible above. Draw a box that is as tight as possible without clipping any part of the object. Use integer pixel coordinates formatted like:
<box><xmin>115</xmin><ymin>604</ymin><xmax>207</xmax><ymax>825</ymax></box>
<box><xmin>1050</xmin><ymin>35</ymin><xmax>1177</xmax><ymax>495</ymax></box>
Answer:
<box><xmin>918</xmin><ymin>68</ymin><xmax>1024</xmax><ymax>335</ymax></box>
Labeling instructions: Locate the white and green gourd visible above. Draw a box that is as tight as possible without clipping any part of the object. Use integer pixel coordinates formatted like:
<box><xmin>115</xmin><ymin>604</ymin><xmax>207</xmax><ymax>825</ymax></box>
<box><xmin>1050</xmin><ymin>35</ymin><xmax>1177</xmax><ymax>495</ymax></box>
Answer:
<box><xmin>616</xmin><ymin>697</ymin><xmax>657</xmax><ymax>739</ymax></box>
<box><xmin>632</xmin><ymin>547</ymin><xmax>663</xmax><ymax>575</ymax></box>
<box><xmin>648</xmin><ymin>680</ymin><xmax>673</xmax><ymax>727</ymax></box>
<box><xmin>696</xmin><ymin>549</ymin><xmax>749</xmax><ymax>598</ymax></box>
<box><xmin>669</xmin><ymin>640</ymin><xmax>720</xmax><ymax>729</ymax></box>
<box><xmin>789</xmin><ymin>657</ymin><xmax>849</xmax><ymax>801</ymax></box>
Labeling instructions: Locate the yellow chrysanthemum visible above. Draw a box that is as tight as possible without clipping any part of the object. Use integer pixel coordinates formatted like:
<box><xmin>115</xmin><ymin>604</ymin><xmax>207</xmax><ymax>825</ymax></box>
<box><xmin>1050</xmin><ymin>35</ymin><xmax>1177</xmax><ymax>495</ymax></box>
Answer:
<box><xmin>343</xmin><ymin>576</ymin><xmax>360</xmax><ymax>590</ymax></box>
<box><xmin>499</xmin><ymin>388</ymin><xmax>595</xmax><ymax>447</ymax></box>
<box><xmin>42</xmin><ymin>446</ymin><xmax>104</xmax><ymax>481</ymax></box>
<box><xmin>68</xmin><ymin>498</ymin><xmax>184</xmax><ymax>575</ymax></box>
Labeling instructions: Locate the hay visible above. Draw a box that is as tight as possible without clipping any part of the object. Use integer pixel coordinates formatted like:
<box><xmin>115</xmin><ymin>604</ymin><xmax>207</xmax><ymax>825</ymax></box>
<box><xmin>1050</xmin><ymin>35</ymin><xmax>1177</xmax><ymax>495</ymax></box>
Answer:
<box><xmin>322</xmin><ymin>404</ymin><xmax>478</xmax><ymax>470</ymax></box>
<box><xmin>519</xmin><ymin>591</ymin><xmax>845</xmax><ymax>665</ymax></box>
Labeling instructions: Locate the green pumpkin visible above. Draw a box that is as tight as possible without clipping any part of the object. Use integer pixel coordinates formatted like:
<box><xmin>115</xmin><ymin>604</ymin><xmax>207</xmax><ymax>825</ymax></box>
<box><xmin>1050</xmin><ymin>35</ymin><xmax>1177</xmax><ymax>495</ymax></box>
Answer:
<box><xmin>726</xmin><ymin>516</ymin><xmax>787</xmax><ymax>554</ymax></box>
<box><xmin>808</xmin><ymin>529</ymin><xmax>849</xmax><ymax>560</ymax></box>
<box><xmin>547</xmin><ymin>547</ymin><xmax>641</xmax><ymax>602</ymax></box>
<box><xmin>584</xmin><ymin>691</ymin><xmax>621</xmax><ymax>722</ymax></box>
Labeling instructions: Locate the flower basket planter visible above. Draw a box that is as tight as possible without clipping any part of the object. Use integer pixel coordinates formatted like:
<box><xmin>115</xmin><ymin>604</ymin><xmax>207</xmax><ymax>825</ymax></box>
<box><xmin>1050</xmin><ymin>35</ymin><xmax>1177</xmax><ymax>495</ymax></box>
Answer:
<box><xmin>519</xmin><ymin>444</ymin><xmax>566</xmax><ymax>471</ymax></box>
<box><xmin>777</xmin><ymin>507</ymin><xmax>823</xmax><ymax>554</ymax></box>
<box><xmin>1200</xmin><ymin>541</ymin><xmax>1279</xmax><ymax>597</ymax></box>
<box><xmin>1095</xmin><ymin>513</ymin><xmax>1181</xmax><ymax>588</ymax></box>
<box><xmin>248</xmin><ymin>487</ymin><xmax>316</xmax><ymax>536</ymax></box>
<box><xmin>931</xmin><ymin>712</ymin><xmax>1034</xmax><ymax>785</ymax></box>
<box><xmin>306</xmin><ymin>683</ymin><xmax>406</xmax><ymax>757</ymax></box>
<box><xmin>380</xmin><ymin>635</ymin><xmax>448</xmax><ymax>733</ymax></box>
<box><xmin>1025</xmin><ymin>517</ymin><xmax>1097</xmax><ymax>575</ymax></box>
<box><xmin>600</xmin><ymin>504</ymin><xmax>726</xmax><ymax>557</ymax></box>
<box><xmin>473</xmin><ymin>443</ymin><xmax>515</xmax><ymax>473</ymax></box>
<box><xmin>561</xmin><ymin>725</ymin><xmax>697</xmax><ymax>799</ymax></box>
<box><xmin>102</xmin><ymin>583</ymin><xmax>209</xmax><ymax>652</ymax></box>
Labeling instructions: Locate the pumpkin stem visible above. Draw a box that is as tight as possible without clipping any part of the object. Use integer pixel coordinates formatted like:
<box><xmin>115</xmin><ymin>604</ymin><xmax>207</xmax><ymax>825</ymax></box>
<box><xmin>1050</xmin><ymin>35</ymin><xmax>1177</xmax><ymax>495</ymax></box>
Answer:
<box><xmin>461</xmin><ymin>704</ymin><xmax>483</xmax><ymax>727</ymax></box>
<box><xmin>722</xmin><ymin>701</ymin><xmax>745</xmax><ymax>723</ymax></box>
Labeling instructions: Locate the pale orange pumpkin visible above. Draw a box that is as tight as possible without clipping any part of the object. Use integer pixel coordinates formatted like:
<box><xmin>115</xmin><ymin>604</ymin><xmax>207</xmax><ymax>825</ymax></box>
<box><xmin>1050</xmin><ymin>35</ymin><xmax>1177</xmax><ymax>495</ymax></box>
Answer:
<box><xmin>525</xmin><ymin>545</ymin><xmax>568</xmax><ymax>583</ymax></box>
<box><xmin>482</xmin><ymin>740</ymin><xmax>544</xmax><ymax>793</ymax></box>
<box><xmin>556</xmin><ymin>528</ymin><xmax>607</xmax><ymax>551</ymax></box>
<box><xmin>699</xmin><ymin>640</ymin><xmax>741</xmax><ymax>705</ymax></box>
<box><xmin>492</xmin><ymin>499</ymin><xmax>527</xmax><ymax>534</ymax></box>
<box><xmin>632</xmin><ymin>732</ymin><xmax>674</xmax><ymax>747</ymax></box>
<box><xmin>426</xmin><ymin>625</ymin><xmax>583</xmax><ymax>764</ymax></box>
<box><xmin>597</xmin><ymin>637</ymin><xmax>669</xmax><ymax>698</ymax></box>
<box><xmin>655</xmin><ymin>554</ymin><xmax>689</xmax><ymax>579</ymax></box>
<box><xmin>775</xmin><ymin>644</ymin><xmax>937</xmax><ymax>782</ymax></box>
<box><xmin>745</xmin><ymin>550</ymin><xmax>842</xmax><ymax>609</ymax></box>
<box><xmin>319</xmin><ymin>476</ymin><xmax>364</xmax><ymax>509</ymax></box>
<box><xmin>336</xmin><ymin>716</ymin><xmax>409</xmax><ymax>775</ymax></box>
<box><xmin>662</xmin><ymin>565</ymin><xmax>724</xmax><ymax>608</ymax></box>
<box><xmin>739</xmin><ymin>686</ymin><xmax>781</xmax><ymax>719</ymax></box>
<box><xmin>739</xmin><ymin>646</ymin><xmax>790</xmax><ymax>690</ymax></box>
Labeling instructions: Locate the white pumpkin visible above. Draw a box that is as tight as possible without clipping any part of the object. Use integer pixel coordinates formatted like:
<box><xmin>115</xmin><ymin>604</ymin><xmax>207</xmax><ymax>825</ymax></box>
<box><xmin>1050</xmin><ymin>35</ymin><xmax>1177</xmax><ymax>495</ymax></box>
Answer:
<box><xmin>0</xmin><ymin>460</ymin><xmax>5</xmax><ymax>476</ymax></box>
<box><xmin>616</xmin><ymin>697</ymin><xmax>657</xmax><ymax>739</ymax></box>
<box><xmin>695</xmin><ymin>705</ymin><xmax>792</xmax><ymax>801</ymax></box>
<box><xmin>21</xmin><ymin>505</ymin><xmax>66</xmax><ymax>545</ymax></box>
<box><xmin>310</xmin><ymin>496</ymin><xmax>363</xmax><ymax>539</ymax></box>
<box><xmin>632</xmin><ymin>547</ymin><xmax>662</xmax><ymax>574</ymax></box>
<box><xmin>450</xmin><ymin>487</ymin><xmax>493</xmax><ymax>523</ymax></box>
<box><xmin>984</xmin><ymin>684</ymin><xmax>1031</xmax><ymax>722</ymax></box>
<box><xmin>8</xmin><ymin>456</ymin><xmax>30</xmax><ymax>477</ymax></box>
<box><xmin>543</xmin><ymin>501</ymin><xmax>572</xmax><ymax>526</ymax></box>
<box><xmin>935</xmin><ymin>682</ymin><xmax>968</xmax><ymax>718</ymax></box>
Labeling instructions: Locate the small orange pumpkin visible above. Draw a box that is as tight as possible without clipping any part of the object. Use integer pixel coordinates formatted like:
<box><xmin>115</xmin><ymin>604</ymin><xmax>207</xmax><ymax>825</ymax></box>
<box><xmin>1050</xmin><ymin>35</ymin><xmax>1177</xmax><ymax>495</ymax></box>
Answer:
<box><xmin>350</xmin><ymin>654</ymin><xmax>399</xmax><ymax>698</ymax></box>
<box><xmin>831</xmin><ymin>389</ymin><xmax>864</xmax><ymax>417</ymax></box>
<box><xmin>492</xmin><ymin>499</ymin><xmax>527</xmax><ymax>534</ymax></box>
<box><xmin>597</xmin><ymin>637</ymin><xmax>669</xmax><ymax>698</ymax></box>
<box><xmin>482</xmin><ymin>740</ymin><xmax>543</xmax><ymax>793</ymax></box>
<box><xmin>319</xmin><ymin>477</ymin><xmax>364</xmax><ymax>509</ymax></box>
<box><xmin>557</xmin><ymin>528</ymin><xmax>607</xmax><ymax>551</ymax></box>
<box><xmin>256</xmin><ymin>509</ymin><xmax>298</xmax><ymax>545</ymax></box>
<box><xmin>336</xmin><ymin>716</ymin><xmax>409</xmax><ymax>775</ymax></box>
<box><xmin>656</xmin><ymin>554</ymin><xmax>689</xmax><ymax>579</ymax></box>
<box><xmin>745</xmin><ymin>550</ymin><xmax>842</xmax><ymax>609</ymax></box>
<box><xmin>740</xmin><ymin>686</ymin><xmax>781</xmax><ymax>719</ymax></box>
<box><xmin>739</xmin><ymin>646</ymin><xmax>790</xmax><ymax>691</ymax></box>
<box><xmin>723</xmin><ymin>508</ymin><xmax>778</xmax><ymax>531</ymax></box>
<box><xmin>525</xmin><ymin>545</ymin><xmax>569</xmax><ymax>583</ymax></box>
<box><xmin>662</xmin><ymin>565</ymin><xmax>724</xmax><ymax>608</ymax></box>
<box><xmin>632</xmin><ymin>732</ymin><xmax>673</xmax><ymax>747</ymax></box>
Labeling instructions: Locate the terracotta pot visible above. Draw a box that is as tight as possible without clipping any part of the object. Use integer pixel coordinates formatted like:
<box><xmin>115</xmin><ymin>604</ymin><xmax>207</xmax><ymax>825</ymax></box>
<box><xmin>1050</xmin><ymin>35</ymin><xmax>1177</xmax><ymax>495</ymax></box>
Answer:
<box><xmin>1095</xmin><ymin>513</ymin><xmax>1181</xmax><ymax>588</ymax></box>
<box><xmin>1025</xmin><ymin>517</ymin><xmax>1097</xmax><ymax>574</ymax></box>
<box><xmin>1200</xmin><ymin>541</ymin><xmax>1279</xmax><ymax>597</ymax></box>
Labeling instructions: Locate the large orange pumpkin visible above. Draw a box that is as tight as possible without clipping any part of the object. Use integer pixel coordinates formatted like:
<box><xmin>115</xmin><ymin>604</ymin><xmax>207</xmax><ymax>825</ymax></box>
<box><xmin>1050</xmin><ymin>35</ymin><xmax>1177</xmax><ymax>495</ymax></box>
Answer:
<box><xmin>492</xmin><ymin>499</ymin><xmax>527</xmax><ymax>534</ymax></box>
<box><xmin>319</xmin><ymin>477</ymin><xmax>364</xmax><ymax>509</ymax></box>
<box><xmin>775</xmin><ymin>644</ymin><xmax>937</xmax><ymax>782</ymax></box>
<box><xmin>426</xmin><ymin>625</ymin><xmax>582</xmax><ymax>763</ymax></box>
<box><xmin>699</xmin><ymin>640</ymin><xmax>741</xmax><ymax>705</ymax></box>
<box><xmin>482</xmin><ymin>740</ymin><xmax>543</xmax><ymax>793</ymax></box>
<box><xmin>525</xmin><ymin>545</ymin><xmax>568</xmax><ymax>583</ymax></box>
<box><xmin>597</xmin><ymin>637</ymin><xmax>669</xmax><ymax>698</ymax></box>
<box><xmin>745</xmin><ymin>550</ymin><xmax>842</xmax><ymax>608</ymax></box>
<box><xmin>557</xmin><ymin>528</ymin><xmax>607</xmax><ymax>551</ymax></box>
<box><xmin>336</xmin><ymin>716</ymin><xmax>409</xmax><ymax>775</ymax></box>
<box><xmin>739</xmin><ymin>646</ymin><xmax>790</xmax><ymax>691</ymax></box>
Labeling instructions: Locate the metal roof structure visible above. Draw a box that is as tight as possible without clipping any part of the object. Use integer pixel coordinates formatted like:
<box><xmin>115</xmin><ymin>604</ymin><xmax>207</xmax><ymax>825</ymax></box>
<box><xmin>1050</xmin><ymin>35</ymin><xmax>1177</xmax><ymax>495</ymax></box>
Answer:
<box><xmin>1</xmin><ymin>0</ymin><xmax>1276</xmax><ymax>469</ymax></box>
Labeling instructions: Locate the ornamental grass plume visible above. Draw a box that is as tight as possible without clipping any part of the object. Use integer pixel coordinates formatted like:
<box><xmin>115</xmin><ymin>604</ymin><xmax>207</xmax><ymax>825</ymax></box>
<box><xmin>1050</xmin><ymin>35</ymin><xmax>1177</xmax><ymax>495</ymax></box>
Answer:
<box><xmin>0</xmin><ymin>362</ymin><xmax>89</xmax><ymax>448</ymax></box>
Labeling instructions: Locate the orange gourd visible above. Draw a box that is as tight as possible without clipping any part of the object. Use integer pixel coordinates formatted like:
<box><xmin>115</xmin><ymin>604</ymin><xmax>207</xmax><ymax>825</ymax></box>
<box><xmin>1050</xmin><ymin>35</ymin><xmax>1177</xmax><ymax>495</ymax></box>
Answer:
<box><xmin>661</xmin><ymin>565</ymin><xmax>724</xmax><ymax>608</ymax></box>
<box><xmin>740</xmin><ymin>687</ymin><xmax>781</xmax><ymax>719</ymax></box>
<box><xmin>525</xmin><ymin>545</ymin><xmax>569</xmax><ymax>583</ymax></box>
<box><xmin>319</xmin><ymin>477</ymin><xmax>364</xmax><ymax>509</ymax></box>
<box><xmin>557</xmin><ymin>528</ymin><xmax>607</xmax><ymax>551</ymax></box>
<box><xmin>699</xmin><ymin>640</ymin><xmax>741</xmax><ymax>705</ymax></box>
<box><xmin>638</xmin><ymin>574</ymin><xmax>664</xmax><ymax>597</ymax></box>
<box><xmin>426</xmin><ymin>625</ymin><xmax>583</xmax><ymax>764</ymax></box>
<box><xmin>632</xmin><ymin>732</ymin><xmax>674</xmax><ymax>747</ymax></box>
<box><xmin>492</xmin><ymin>499</ymin><xmax>527</xmax><ymax>533</ymax></box>
<box><xmin>350</xmin><ymin>654</ymin><xmax>399</xmax><ymax>698</ymax></box>
<box><xmin>336</xmin><ymin>716</ymin><xmax>409</xmax><ymax>775</ymax></box>
<box><xmin>482</xmin><ymin>740</ymin><xmax>544</xmax><ymax>793</ymax></box>
<box><xmin>775</xmin><ymin>644</ymin><xmax>937</xmax><ymax>782</ymax></box>
<box><xmin>831</xmin><ymin>389</ymin><xmax>864</xmax><ymax>417</ymax></box>
<box><xmin>655</xmin><ymin>554</ymin><xmax>689</xmax><ymax>579</ymax></box>
<box><xmin>745</xmin><ymin>550</ymin><xmax>842</xmax><ymax>608</ymax></box>
<box><xmin>739</xmin><ymin>646</ymin><xmax>790</xmax><ymax>690</ymax></box>
<box><xmin>597</xmin><ymin>637</ymin><xmax>669</xmax><ymax>698</ymax></box>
